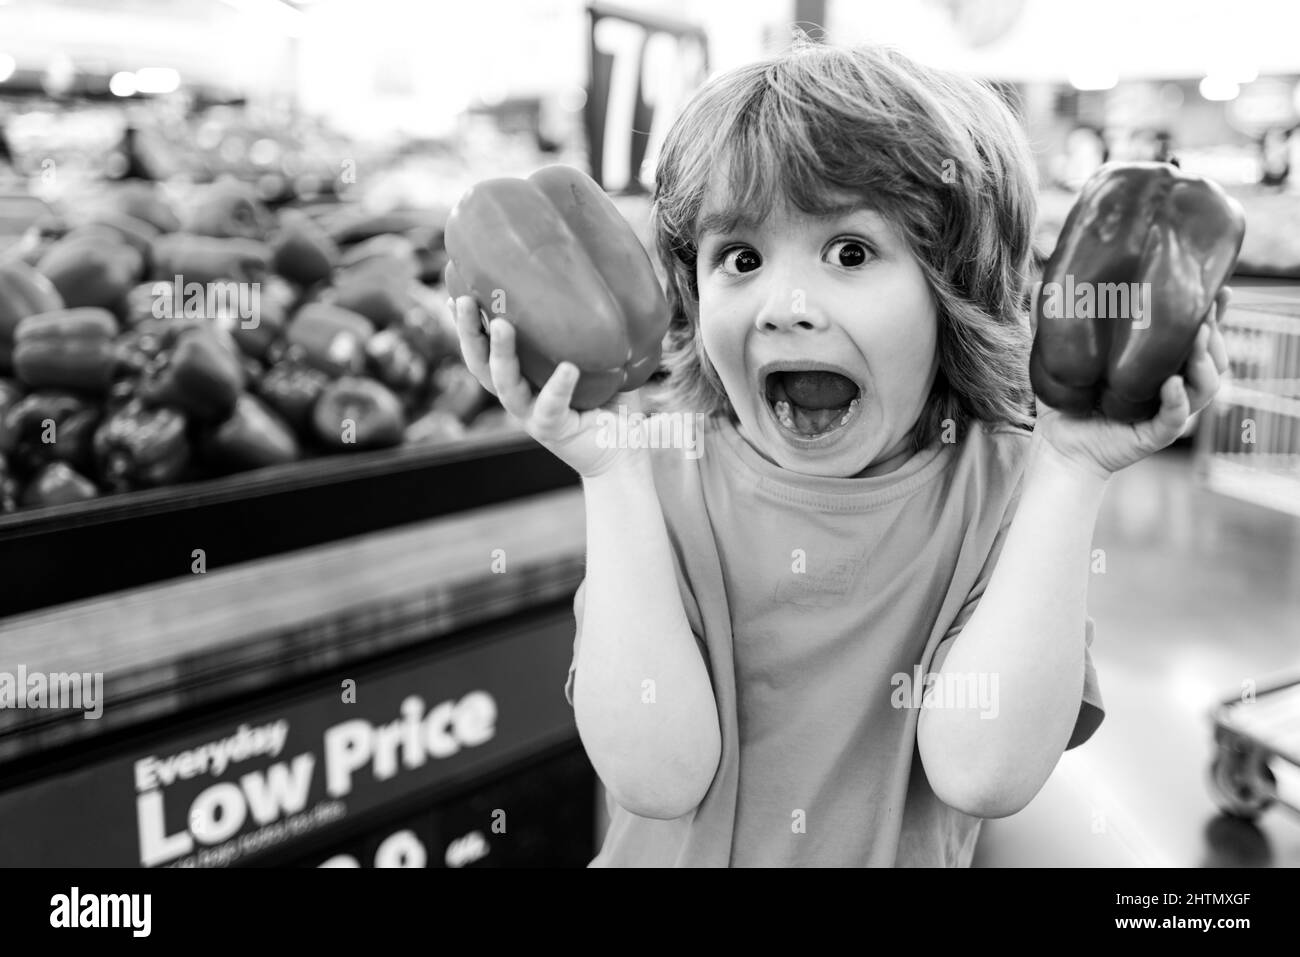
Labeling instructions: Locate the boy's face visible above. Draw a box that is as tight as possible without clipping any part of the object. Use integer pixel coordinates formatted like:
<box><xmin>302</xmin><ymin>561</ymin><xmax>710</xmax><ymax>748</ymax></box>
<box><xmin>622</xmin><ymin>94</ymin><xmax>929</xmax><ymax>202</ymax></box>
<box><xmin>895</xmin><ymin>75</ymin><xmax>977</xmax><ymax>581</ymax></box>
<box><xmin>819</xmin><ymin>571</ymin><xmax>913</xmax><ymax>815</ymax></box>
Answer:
<box><xmin>695</xmin><ymin>197</ymin><xmax>940</xmax><ymax>478</ymax></box>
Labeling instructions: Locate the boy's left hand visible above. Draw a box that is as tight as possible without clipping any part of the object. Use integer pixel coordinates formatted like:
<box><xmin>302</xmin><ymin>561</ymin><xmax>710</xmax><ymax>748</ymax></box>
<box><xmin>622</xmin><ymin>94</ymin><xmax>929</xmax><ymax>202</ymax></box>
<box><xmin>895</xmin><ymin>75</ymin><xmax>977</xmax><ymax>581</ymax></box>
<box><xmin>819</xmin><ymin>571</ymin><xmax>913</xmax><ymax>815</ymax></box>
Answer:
<box><xmin>1034</xmin><ymin>286</ymin><xmax>1233</xmax><ymax>478</ymax></box>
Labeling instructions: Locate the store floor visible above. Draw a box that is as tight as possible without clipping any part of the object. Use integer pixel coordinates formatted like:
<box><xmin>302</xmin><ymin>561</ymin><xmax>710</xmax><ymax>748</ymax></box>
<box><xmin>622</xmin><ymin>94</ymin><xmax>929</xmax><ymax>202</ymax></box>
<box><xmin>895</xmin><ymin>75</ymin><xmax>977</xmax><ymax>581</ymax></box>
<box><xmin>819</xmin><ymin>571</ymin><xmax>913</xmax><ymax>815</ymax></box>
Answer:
<box><xmin>972</xmin><ymin>444</ymin><xmax>1300</xmax><ymax>867</ymax></box>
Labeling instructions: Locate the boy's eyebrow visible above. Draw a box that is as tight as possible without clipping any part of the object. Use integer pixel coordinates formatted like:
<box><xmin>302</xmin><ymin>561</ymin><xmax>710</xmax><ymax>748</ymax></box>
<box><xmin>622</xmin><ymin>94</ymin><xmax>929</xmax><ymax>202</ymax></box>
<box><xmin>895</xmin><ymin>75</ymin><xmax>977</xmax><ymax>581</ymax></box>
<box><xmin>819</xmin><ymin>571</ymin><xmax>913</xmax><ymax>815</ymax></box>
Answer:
<box><xmin>696</xmin><ymin>202</ymin><xmax>881</xmax><ymax>239</ymax></box>
<box><xmin>697</xmin><ymin>209</ymin><xmax>756</xmax><ymax>239</ymax></box>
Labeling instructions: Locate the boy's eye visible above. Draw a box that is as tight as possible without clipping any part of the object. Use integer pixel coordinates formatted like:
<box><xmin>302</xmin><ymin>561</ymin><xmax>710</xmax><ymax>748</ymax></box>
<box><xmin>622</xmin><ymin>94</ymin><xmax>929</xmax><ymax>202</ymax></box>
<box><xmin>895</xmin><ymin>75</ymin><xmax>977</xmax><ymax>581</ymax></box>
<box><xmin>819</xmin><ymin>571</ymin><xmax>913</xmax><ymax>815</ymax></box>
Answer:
<box><xmin>719</xmin><ymin>246</ymin><xmax>762</xmax><ymax>274</ymax></box>
<box><xmin>826</xmin><ymin>239</ymin><xmax>872</xmax><ymax>268</ymax></box>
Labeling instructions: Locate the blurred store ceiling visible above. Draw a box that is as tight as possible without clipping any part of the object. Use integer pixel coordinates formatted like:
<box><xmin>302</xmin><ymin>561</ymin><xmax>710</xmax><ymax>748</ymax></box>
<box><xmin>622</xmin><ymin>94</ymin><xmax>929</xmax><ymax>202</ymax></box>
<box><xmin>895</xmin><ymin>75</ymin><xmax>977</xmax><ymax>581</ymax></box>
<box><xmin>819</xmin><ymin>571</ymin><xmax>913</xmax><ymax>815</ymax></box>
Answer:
<box><xmin>0</xmin><ymin>0</ymin><xmax>304</xmax><ymax>101</ymax></box>
<box><xmin>834</xmin><ymin>0</ymin><xmax>1300</xmax><ymax>83</ymax></box>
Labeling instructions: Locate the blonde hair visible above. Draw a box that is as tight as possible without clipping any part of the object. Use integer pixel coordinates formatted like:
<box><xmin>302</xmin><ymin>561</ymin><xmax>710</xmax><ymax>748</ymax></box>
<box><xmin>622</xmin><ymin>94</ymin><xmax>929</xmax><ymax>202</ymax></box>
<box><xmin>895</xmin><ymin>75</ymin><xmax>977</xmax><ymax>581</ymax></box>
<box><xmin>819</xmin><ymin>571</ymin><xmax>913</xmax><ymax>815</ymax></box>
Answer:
<box><xmin>649</xmin><ymin>42</ymin><xmax>1038</xmax><ymax>449</ymax></box>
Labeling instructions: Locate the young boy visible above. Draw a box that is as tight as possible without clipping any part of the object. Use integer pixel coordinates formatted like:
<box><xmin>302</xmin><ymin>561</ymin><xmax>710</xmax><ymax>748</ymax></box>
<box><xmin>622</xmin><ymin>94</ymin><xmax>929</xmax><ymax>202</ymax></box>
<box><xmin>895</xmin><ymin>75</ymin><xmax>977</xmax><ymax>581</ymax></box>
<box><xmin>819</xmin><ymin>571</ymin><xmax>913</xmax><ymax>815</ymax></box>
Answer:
<box><xmin>452</xmin><ymin>42</ymin><xmax>1231</xmax><ymax>866</ymax></box>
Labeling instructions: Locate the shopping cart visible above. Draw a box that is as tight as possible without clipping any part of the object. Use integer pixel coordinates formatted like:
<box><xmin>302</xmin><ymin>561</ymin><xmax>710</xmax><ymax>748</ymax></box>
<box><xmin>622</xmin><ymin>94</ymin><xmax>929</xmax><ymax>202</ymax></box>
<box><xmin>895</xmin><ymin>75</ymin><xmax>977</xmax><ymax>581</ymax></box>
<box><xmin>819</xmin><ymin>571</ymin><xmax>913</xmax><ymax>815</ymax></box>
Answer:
<box><xmin>1195</xmin><ymin>289</ymin><xmax>1300</xmax><ymax>515</ymax></box>
<box><xmin>1208</xmin><ymin>677</ymin><xmax>1300</xmax><ymax>821</ymax></box>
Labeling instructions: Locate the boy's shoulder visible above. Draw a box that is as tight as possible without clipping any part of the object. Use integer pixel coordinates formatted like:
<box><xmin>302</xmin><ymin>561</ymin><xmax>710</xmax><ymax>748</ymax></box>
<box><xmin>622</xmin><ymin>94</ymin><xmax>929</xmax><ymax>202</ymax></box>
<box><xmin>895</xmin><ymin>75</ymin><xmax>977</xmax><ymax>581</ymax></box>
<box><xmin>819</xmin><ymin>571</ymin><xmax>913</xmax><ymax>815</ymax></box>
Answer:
<box><xmin>956</xmin><ymin>419</ymin><xmax>1036</xmax><ymax>511</ymax></box>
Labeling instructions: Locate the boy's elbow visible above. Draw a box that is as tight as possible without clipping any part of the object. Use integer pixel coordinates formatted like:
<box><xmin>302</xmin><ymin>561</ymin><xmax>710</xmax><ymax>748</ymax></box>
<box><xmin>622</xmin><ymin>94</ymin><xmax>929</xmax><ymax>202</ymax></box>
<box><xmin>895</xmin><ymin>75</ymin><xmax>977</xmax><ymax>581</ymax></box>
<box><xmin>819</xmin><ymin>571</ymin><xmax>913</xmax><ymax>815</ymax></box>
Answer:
<box><xmin>608</xmin><ymin>777</ymin><xmax>710</xmax><ymax>821</ymax></box>
<box><xmin>929</xmin><ymin>774</ymin><xmax>1035</xmax><ymax>820</ymax></box>
<box><xmin>918</xmin><ymin>719</ymin><xmax>1043</xmax><ymax>819</ymax></box>
<box><xmin>594</xmin><ymin>727</ymin><xmax>722</xmax><ymax>821</ymax></box>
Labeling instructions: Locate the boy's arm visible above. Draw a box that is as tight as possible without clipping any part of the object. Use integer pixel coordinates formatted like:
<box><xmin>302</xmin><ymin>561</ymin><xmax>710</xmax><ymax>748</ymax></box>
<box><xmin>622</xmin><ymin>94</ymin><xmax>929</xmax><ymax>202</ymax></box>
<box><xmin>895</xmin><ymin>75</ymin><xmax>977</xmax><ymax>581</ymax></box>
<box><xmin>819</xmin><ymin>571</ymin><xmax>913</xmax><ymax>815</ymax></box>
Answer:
<box><xmin>574</xmin><ymin>451</ymin><xmax>722</xmax><ymax>820</ymax></box>
<box><xmin>917</xmin><ymin>430</ymin><xmax>1108</xmax><ymax>819</ymax></box>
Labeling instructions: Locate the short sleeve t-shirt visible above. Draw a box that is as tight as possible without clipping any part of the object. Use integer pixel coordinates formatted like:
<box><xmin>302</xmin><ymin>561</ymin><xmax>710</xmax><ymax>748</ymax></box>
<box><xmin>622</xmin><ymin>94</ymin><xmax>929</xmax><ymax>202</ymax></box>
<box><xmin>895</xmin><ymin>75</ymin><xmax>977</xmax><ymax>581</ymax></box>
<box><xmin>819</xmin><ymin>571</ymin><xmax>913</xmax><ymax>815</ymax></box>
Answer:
<box><xmin>565</xmin><ymin>413</ymin><xmax>1104</xmax><ymax>867</ymax></box>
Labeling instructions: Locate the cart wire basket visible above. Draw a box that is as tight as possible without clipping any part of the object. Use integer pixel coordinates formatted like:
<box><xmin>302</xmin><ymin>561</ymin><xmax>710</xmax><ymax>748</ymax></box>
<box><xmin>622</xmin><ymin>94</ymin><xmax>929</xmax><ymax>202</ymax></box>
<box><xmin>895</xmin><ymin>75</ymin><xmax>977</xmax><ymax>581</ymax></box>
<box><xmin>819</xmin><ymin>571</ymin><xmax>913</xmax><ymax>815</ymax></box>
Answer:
<box><xmin>1195</xmin><ymin>295</ymin><xmax>1300</xmax><ymax>517</ymax></box>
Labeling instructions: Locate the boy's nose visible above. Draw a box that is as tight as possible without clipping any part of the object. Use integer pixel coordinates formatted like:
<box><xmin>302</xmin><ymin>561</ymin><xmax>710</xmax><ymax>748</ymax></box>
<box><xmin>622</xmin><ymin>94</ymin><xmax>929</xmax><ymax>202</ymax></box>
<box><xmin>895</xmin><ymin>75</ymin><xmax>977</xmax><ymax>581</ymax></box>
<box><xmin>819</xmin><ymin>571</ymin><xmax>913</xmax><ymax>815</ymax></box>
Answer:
<box><xmin>753</xmin><ymin>285</ymin><xmax>830</xmax><ymax>334</ymax></box>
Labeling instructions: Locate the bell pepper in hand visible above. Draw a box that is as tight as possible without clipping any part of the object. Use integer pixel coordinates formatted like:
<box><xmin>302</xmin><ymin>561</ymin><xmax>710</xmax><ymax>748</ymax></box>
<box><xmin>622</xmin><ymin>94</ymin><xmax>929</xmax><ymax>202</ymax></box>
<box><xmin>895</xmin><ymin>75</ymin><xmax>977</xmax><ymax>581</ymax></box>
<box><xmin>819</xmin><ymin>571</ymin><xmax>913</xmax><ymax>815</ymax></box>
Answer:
<box><xmin>13</xmin><ymin>308</ymin><xmax>120</xmax><ymax>393</ymax></box>
<box><xmin>21</xmin><ymin>461</ymin><xmax>99</xmax><ymax>508</ymax></box>
<box><xmin>199</xmin><ymin>393</ymin><xmax>299</xmax><ymax>473</ymax></box>
<box><xmin>93</xmin><ymin>399</ymin><xmax>190</xmax><ymax>492</ymax></box>
<box><xmin>140</xmin><ymin>328</ymin><xmax>243</xmax><ymax>421</ymax></box>
<box><xmin>312</xmin><ymin>376</ymin><xmax>405</xmax><ymax>450</ymax></box>
<box><xmin>444</xmin><ymin>164</ymin><xmax>669</xmax><ymax>410</ymax></box>
<box><xmin>0</xmin><ymin>261</ymin><xmax>63</xmax><ymax>374</ymax></box>
<box><xmin>1030</xmin><ymin>162</ymin><xmax>1246</xmax><ymax>422</ymax></box>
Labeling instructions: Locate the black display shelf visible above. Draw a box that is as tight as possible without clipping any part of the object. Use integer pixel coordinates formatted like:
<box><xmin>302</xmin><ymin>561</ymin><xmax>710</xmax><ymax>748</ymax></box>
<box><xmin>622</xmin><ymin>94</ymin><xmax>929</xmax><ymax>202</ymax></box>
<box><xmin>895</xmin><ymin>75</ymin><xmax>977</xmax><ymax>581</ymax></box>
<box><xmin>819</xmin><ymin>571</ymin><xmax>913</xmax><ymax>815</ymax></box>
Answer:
<box><xmin>0</xmin><ymin>433</ymin><xmax>578</xmax><ymax>618</ymax></box>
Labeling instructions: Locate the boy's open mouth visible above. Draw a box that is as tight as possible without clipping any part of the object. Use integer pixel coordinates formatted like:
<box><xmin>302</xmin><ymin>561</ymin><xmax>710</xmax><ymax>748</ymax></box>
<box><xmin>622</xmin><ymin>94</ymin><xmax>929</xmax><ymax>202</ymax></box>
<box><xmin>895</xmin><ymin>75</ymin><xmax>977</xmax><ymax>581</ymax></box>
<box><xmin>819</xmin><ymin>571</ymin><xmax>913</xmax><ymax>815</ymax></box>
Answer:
<box><xmin>762</xmin><ymin>365</ymin><xmax>863</xmax><ymax>440</ymax></box>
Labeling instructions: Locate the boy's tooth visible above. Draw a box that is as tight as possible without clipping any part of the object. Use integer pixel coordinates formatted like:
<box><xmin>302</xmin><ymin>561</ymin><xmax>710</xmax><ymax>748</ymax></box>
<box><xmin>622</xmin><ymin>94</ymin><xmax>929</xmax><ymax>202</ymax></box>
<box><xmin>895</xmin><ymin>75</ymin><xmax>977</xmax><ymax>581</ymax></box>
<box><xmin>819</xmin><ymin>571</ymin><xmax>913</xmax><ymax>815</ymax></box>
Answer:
<box><xmin>839</xmin><ymin>411</ymin><xmax>850</xmax><ymax>426</ymax></box>
<box><xmin>774</xmin><ymin>400</ymin><xmax>795</xmax><ymax>429</ymax></box>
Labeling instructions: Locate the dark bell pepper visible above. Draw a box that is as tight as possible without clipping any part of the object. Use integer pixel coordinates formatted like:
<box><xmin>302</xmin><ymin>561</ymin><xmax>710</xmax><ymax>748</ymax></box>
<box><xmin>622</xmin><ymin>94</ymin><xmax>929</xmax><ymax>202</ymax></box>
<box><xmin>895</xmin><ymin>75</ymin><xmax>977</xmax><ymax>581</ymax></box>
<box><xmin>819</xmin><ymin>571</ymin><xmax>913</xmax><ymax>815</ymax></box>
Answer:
<box><xmin>0</xmin><ymin>390</ymin><xmax>100</xmax><ymax>475</ymax></box>
<box><xmin>0</xmin><ymin>261</ymin><xmax>64</xmax><ymax>374</ymax></box>
<box><xmin>140</xmin><ymin>327</ymin><xmax>243</xmax><ymax>421</ymax></box>
<box><xmin>337</xmin><ymin>233</ymin><xmax>419</xmax><ymax>279</ymax></box>
<box><xmin>93</xmin><ymin>399</ymin><xmax>190</xmax><ymax>492</ymax></box>
<box><xmin>0</xmin><ymin>453</ymin><xmax>19</xmax><ymax>512</ymax></box>
<box><xmin>444</xmin><ymin>164</ymin><xmax>670</xmax><ymax>410</ymax></box>
<box><xmin>430</xmin><ymin>361</ymin><xmax>494</xmax><ymax>423</ymax></box>
<box><xmin>327</xmin><ymin>209</ymin><xmax>431</xmax><ymax>246</ymax></box>
<box><xmin>199</xmin><ymin>393</ymin><xmax>299</xmax><ymax>473</ymax></box>
<box><xmin>406</xmin><ymin>224</ymin><xmax>448</xmax><ymax>285</ymax></box>
<box><xmin>213</xmin><ymin>294</ymin><xmax>286</xmax><ymax>361</ymax></box>
<box><xmin>404</xmin><ymin>409</ymin><xmax>465</xmax><ymax>446</ymax></box>
<box><xmin>35</xmin><ymin>234</ymin><xmax>144</xmax><ymax>319</ymax></box>
<box><xmin>116</xmin><ymin>318</ymin><xmax>207</xmax><ymax>372</ymax></box>
<box><xmin>256</xmin><ymin>361</ymin><xmax>329</xmax><ymax>431</ymax></box>
<box><xmin>270</xmin><ymin>214</ymin><xmax>338</xmax><ymax>287</ymax></box>
<box><xmin>76</xmin><ymin>212</ymin><xmax>160</xmax><ymax>270</ymax></box>
<box><xmin>365</xmin><ymin>329</ymin><xmax>427</xmax><ymax>395</ymax></box>
<box><xmin>0</xmin><ymin>378</ymin><xmax>23</xmax><ymax>420</ymax></box>
<box><xmin>150</xmin><ymin>234</ymin><xmax>269</xmax><ymax>286</ymax></box>
<box><xmin>468</xmin><ymin>406</ymin><xmax>525</xmax><ymax>436</ymax></box>
<box><xmin>312</xmin><ymin>376</ymin><xmax>405</xmax><ymax>450</ymax></box>
<box><xmin>123</xmin><ymin>281</ymin><xmax>168</xmax><ymax>328</ymax></box>
<box><xmin>183</xmin><ymin>182</ymin><xmax>272</xmax><ymax>241</ymax></box>
<box><xmin>13</xmin><ymin>308</ymin><xmax>120</xmax><ymax>392</ymax></box>
<box><xmin>330</xmin><ymin>275</ymin><xmax>408</xmax><ymax>329</ymax></box>
<box><xmin>1030</xmin><ymin>162</ymin><xmax>1246</xmax><ymax>422</ymax></box>
<box><xmin>21</xmin><ymin>462</ymin><xmax>99</xmax><ymax>508</ymax></box>
<box><xmin>286</xmin><ymin>303</ymin><xmax>374</xmax><ymax>377</ymax></box>
<box><xmin>103</xmin><ymin>181</ymin><xmax>182</xmax><ymax>234</ymax></box>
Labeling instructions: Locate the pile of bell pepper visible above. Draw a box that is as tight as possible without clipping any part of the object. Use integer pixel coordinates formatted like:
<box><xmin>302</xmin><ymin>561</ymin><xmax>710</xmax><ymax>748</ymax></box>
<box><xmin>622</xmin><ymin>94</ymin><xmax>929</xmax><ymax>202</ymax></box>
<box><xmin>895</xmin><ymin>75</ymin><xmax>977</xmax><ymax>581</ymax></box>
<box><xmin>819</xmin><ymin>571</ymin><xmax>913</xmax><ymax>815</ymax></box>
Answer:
<box><xmin>0</xmin><ymin>180</ymin><xmax>518</xmax><ymax>513</ymax></box>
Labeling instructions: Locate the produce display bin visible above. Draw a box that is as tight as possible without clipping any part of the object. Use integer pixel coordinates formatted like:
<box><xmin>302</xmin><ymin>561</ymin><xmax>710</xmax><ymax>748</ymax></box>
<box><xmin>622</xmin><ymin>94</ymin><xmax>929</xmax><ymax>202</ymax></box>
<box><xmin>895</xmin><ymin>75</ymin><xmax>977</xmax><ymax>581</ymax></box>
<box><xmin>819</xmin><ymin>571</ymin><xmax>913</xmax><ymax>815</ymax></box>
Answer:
<box><xmin>0</xmin><ymin>486</ymin><xmax>594</xmax><ymax>867</ymax></box>
<box><xmin>0</xmin><ymin>431</ymin><xmax>577</xmax><ymax>618</ymax></box>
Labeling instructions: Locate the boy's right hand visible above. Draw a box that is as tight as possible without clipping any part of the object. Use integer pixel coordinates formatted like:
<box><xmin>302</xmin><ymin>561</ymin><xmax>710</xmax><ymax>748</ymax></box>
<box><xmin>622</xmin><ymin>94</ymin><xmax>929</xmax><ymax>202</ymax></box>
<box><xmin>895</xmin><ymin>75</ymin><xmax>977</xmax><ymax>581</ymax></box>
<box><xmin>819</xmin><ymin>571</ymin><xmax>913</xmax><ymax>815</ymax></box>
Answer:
<box><xmin>451</xmin><ymin>295</ymin><xmax>643</xmax><ymax>479</ymax></box>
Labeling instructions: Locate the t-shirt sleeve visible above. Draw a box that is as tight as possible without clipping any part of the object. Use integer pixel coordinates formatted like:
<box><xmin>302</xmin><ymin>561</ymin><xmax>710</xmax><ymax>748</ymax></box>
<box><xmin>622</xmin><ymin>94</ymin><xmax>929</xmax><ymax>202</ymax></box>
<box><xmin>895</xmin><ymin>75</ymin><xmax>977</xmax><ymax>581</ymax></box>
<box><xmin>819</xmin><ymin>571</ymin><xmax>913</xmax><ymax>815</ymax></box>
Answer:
<box><xmin>931</xmin><ymin>454</ymin><xmax>1105</xmax><ymax>751</ymax></box>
